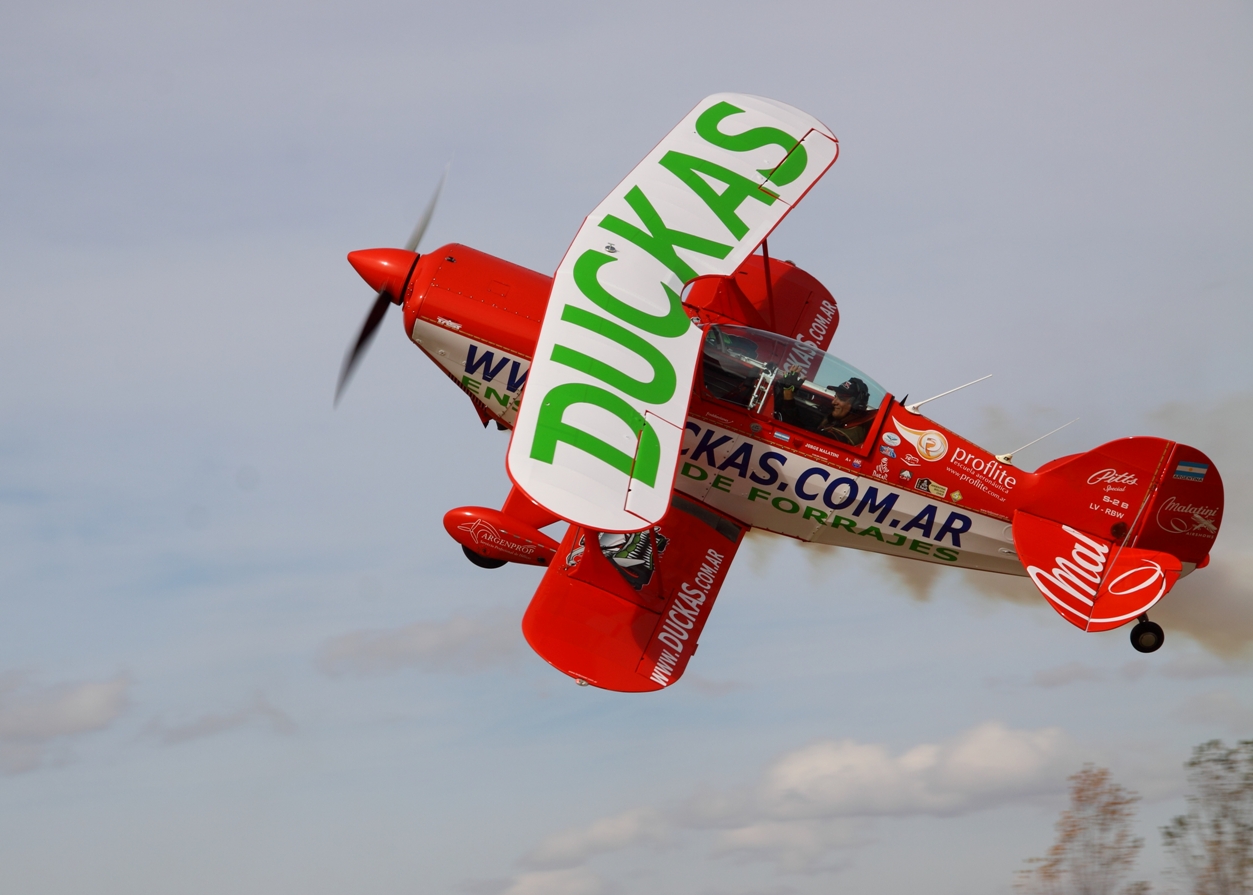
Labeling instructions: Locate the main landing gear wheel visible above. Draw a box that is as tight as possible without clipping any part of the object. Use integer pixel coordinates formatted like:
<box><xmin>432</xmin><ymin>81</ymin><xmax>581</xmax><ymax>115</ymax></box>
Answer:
<box><xmin>1130</xmin><ymin>619</ymin><xmax>1164</xmax><ymax>653</ymax></box>
<box><xmin>462</xmin><ymin>545</ymin><xmax>507</xmax><ymax>569</ymax></box>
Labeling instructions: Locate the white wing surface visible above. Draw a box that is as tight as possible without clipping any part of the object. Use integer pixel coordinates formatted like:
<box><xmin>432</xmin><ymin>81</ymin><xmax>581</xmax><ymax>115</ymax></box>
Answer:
<box><xmin>507</xmin><ymin>93</ymin><xmax>839</xmax><ymax>531</ymax></box>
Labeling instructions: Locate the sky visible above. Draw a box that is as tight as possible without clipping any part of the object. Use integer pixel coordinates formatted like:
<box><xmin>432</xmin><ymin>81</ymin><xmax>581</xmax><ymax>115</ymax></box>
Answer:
<box><xmin>1</xmin><ymin>1</ymin><xmax>1251</xmax><ymax>893</ymax></box>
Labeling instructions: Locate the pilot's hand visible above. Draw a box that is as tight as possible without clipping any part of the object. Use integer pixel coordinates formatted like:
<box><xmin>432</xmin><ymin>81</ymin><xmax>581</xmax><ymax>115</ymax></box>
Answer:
<box><xmin>779</xmin><ymin>370</ymin><xmax>804</xmax><ymax>392</ymax></box>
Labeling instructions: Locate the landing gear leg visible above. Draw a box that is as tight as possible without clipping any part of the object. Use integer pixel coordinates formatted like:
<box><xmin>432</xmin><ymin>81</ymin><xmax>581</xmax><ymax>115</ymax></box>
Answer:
<box><xmin>1129</xmin><ymin>614</ymin><xmax>1164</xmax><ymax>653</ymax></box>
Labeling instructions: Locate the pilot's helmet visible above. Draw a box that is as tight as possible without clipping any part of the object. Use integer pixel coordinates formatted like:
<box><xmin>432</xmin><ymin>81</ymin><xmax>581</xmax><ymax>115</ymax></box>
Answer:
<box><xmin>830</xmin><ymin>377</ymin><xmax>870</xmax><ymax>412</ymax></box>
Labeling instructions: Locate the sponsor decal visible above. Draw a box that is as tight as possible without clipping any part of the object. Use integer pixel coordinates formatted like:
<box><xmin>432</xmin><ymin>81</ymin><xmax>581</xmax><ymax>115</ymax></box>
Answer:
<box><xmin>899</xmin><ymin>470</ymin><xmax>913</xmax><ymax>482</ymax></box>
<box><xmin>879</xmin><ymin>445</ymin><xmax>897</xmax><ymax>458</ymax></box>
<box><xmin>803</xmin><ymin>441</ymin><xmax>843</xmax><ymax>462</ymax></box>
<box><xmin>852</xmin><ymin>459</ymin><xmax>863</xmax><ymax>469</ymax></box>
<box><xmin>781</xmin><ymin>301</ymin><xmax>840</xmax><ymax>373</ymax></box>
<box><xmin>1155</xmin><ymin>496</ymin><xmax>1219</xmax><ymax>537</ymax></box>
<box><xmin>457</xmin><ymin>345</ymin><xmax>531</xmax><ymax>418</ymax></box>
<box><xmin>509</xmin><ymin>94</ymin><xmax>837</xmax><ymax>530</ymax></box>
<box><xmin>945</xmin><ymin>447</ymin><xmax>1017</xmax><ymax>503</ymax></box>
<box><xmin>678</xmin><ymin>423</ymin><xmax>977</xmax><ymax>556</ymax></box>
<box><xmin>799</xmin><ymin>300</ymin><xmax>839</xmax><ymax>348</ymax></box>
<box><xmin>435</xmin><ymin>316</ymin><xmax>463</xmax><ymax>331</ymax></box>
<box><xmin>873</xmin><ymin>457</ymin><xmax>891</xmax><ymax>479</ymax></box>
<box><xmin>1027</xmin><ymin>525</ymin><xmax>1168</xmax><ymax>623</ymax></box>
<box><xmin>1087</xmin><ymin>469</ymin><xmax>1140</xmax><ymax>487</ymax></box>
<box><xmin>464</xmin><ymin>345</ymin><xmax>528</xmax><ymax>392</ymax></box>
<box><xmin>458</xmin><ymin>518</ymin><xmax>537</xmax><ymax>558</ymax></box>
<box><xmin>894</xmin><ymin>422</ymin><xmax>949</xmax><ymax>461</ymax></box>
<box><xmin>1027</xmin><ymin>526</ymin><xmax>1110</xmax><ymax>612</ymax></box>
<box><xmin>902</xmin><ymin>454</ymin><xmax>921</xmax><ymax>467</ymax></box>
<box><xmin>882</xmin><ymin>433</ymin><xmax>901</xmax><ymax>447</ymax></box>
<box><xmin>649</xmin><ymin>547</ymin><xmax>726</xmax><ymax>686</ymax></box>
<box><xmin>915</xmin><ymin>478</ymin><xmax>948</xmax><ymax>499</ymax></box>
<box><xmin>1173</xmin><ymin>460</ymin><xmax>1209</xmax><ymax>482</ymax></box>
<box><xmin>951</xmin><ymin>490</ymin><xmax>963</xmax><ymax>502</ymax></box>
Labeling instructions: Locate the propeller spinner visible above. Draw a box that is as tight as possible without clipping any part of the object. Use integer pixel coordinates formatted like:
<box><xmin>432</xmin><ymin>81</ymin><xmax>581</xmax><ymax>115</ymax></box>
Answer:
<box><xmin>335</xmin><ymin>169</ymin><xmax>447</xmax><ymax>404</ymax></box>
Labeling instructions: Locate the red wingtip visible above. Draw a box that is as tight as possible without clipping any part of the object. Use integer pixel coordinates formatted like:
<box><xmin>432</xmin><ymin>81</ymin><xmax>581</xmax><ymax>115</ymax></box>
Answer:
<box><xmin>347</xmin><ymin>248</ymin><xmax>419</xmax><ymax>301</ymax></box>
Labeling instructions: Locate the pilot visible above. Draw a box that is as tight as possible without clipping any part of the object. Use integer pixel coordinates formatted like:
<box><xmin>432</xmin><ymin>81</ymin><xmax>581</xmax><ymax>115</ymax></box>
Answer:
<box><xmin>777</xmin><ymin>372</ymin><xmax>871</xmax><ymax>445</ymax></box>
<box><xmin>819</xmin><ymin>378</ymin><xmax>871</xmax><ymax>444</ymax></box>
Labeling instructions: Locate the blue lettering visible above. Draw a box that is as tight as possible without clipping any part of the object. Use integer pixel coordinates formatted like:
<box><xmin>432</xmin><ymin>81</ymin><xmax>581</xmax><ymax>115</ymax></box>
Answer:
<box><xmin>853</xmin><ymin>487</ymin><xmax>898</xmax><ymax>523</ymax></box>
<box><xmin>935</xmin><ymin>511</ymin><xmax>972</xmax><ymax>547</ymax></box>
<box><xmin>823</xmin><ymin>477</ymin><xmax>859</xmax><ymax>511</ymax></box>
<box><xmin>718</xmin><ymin>443</ymin><xmax>754</xmax><ymax>478</ymax></box>
<box><xmin>681</xmin><ymin>421</ymin><xmax>701</xmax><ymax>456</ymax></box>
<box><xmin>795</xmin><ymin>467</ymin><xmax>829</xmax><ymax>500</ymax></box>
<box><xmin>690</xmin><ymin>430</ymin><xmax>732</xmax><ymax>466</ymax></box>
<box><xmin>507</xmin><ymin>360</ymin><xmax>528</xmax><ymax>392</ymax></box>
<box><xmin>900</xmin><ymin>505</ymin><xmax>937</xmax><ymax>540</ymax></box>
<box><xmin>749</xmin><ymin>451</ymin><xmax>788</xmax><ymax>486</ymax></box>
<box><xmin>465</xmin><ymin>345</ymin><xmax>510</xmax><ymax>382</ymax></box>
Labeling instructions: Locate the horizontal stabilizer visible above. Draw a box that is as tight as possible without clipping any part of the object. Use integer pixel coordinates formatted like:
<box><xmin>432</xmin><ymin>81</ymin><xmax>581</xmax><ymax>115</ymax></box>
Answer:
<box><xmin>1013</xmin><ymin>511</ymin><xmax>1181</xmax><ymax>633</ymax></box>
<box><xmin>522</xmin><ymin>494</ymin><xmax>745</xmax><ymax>691</ymax></box>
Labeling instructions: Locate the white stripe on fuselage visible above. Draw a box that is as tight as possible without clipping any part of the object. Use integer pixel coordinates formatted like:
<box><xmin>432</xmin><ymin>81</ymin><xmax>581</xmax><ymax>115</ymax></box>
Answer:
<box><xmin>412</xmin><ymin>319</ymin><xmax>531</xmax><ymax>426</ymax></box>
<box><xmin>675</xmin><ymin>420</ymin><xmax>1023</xmax><ymax>574</ymax></box>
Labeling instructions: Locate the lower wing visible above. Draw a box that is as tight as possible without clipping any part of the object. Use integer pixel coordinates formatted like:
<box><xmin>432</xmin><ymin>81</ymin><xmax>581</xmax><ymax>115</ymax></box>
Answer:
<box><xmin>522</xmin><ymin>494</ymin><xmax>746</xmax><ymax>691</ymax></box>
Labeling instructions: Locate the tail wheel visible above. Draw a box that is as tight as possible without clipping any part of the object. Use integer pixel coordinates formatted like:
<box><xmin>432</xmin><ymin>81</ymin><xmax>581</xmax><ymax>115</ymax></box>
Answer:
<box><xmin>1130</xmin><ymin>620</ymin><xmax>1164</xmax><ymax>653</ymax></box>
<box><xmin>463</xmin><ymin>545</ymin><xmax>507</xmax><ymax>569</ymax></box>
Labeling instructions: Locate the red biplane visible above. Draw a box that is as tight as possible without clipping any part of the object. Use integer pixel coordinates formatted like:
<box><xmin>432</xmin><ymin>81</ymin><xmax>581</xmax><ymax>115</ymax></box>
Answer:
<box><xmin>337</xmin><ymin>94</ymin><xmax>1224</xmax><ymax>691</ymax></box>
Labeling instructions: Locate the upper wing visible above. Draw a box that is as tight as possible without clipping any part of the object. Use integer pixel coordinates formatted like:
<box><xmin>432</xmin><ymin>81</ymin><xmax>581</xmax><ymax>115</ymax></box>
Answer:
<box><xmin>507</xmin><ymin>93</ymin><xmax>839</xmax><ymax>531</ymax></box>
<box><xmin>522</xmin><ymin>494</ymin><xmax>746</xmax><ymax>691</ymax></box>
<box><xmin>683</xmin><ymin>254</ymin><xmax>841</xmax><ymax>356</ymax></box>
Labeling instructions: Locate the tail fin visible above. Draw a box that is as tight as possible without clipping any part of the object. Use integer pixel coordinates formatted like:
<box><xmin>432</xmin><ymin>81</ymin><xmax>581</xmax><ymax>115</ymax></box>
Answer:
<box><xmin>1014</xmin><ymin>437</ymin><xmax>1223</xmax><ymax>632</ymax></box>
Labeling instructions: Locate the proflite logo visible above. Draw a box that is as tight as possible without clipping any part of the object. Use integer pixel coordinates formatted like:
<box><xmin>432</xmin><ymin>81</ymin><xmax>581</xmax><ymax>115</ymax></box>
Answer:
<box><xmin>1155</xmin><ymin>496</ymin><xmax>1219</xmax><ymax>537</ymax></box>
<box><xmin>951</xmin><ymin>448</ymin><xmax>1017</xmax><ymax>491</ymax></box>
<box><xmin>457</xmin><ymin>518</ymin><xmax>537</xmax><ymax>556</ymax></box>
<box><xmin>1027</xmin><ymin>525</ymin><xmax>1167</xmax><ymax>618</ymax></box>
<box><xmin>1088</xmin><ymin>469</ymin><xmax>1140</xmax><ymax>487</ymax></box>
<box><xmin>894</xmin><ymin>422</ymin><xmax>948</xmax><ymax>462</ymax></box>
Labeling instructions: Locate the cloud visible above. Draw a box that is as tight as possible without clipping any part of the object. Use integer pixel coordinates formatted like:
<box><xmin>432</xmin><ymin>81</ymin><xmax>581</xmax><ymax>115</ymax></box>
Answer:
<box><xmin>0</xmin><ymin>672</ymin><xmax>129</xmax><ymax>773</ymax></box>
<box><xmin>502</xmin><ymin>868</ymin><xmax>605</xmax><ymax>895</ymax></box>
<box><xmin>490</xmin><ymin>721</ymin><xmax>1074</xmax><ymax>886</ymax></box>
<box><xmin>753</xmin><ymin>722</ymin><xmax>1070</xmax><ymax>822</ymax></box>
<box><xmin>1173</xmin><ymin>690</ymin><xmax>1253</xmax><ymax>734</ymax></box>
<box><xmin>1032</xmin><ymin>662</ymin><xmax>1105</xmax><ymax>688</ymax></box>
<box><xmin>147</xmin><ymin>692</ymin><xmax>295</xmax><ymax>745</ymax></box>
<box><xmin>317</xmin><ymin>609</ymin><xmax>523</xmax><ymax>675</ymax></box>
<box><xmin>524</xmin><ymin>808</ymin><xmax>666</xmax><ymax>870</ymax></box>
<box><xmin>713</xmin><ymin>819</ymin><xmax>860</xmax><ymax>874</ymax></box>
<box><xmin>1152</xmin><ymin>554</ymin><xmax>1253</xmax><ymax>658</ymax></box>
<box><xmin>1155</xmin><ymin>652</ymin><xmax>1252</xmax><ymax>680</ymax></box>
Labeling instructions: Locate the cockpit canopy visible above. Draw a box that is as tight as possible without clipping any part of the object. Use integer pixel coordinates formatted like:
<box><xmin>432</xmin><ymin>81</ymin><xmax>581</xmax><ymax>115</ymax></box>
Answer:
<box><xmin>700</xmin><ymin>324</ymin><xmax>888</xmax><ymax>445</ymax></box>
